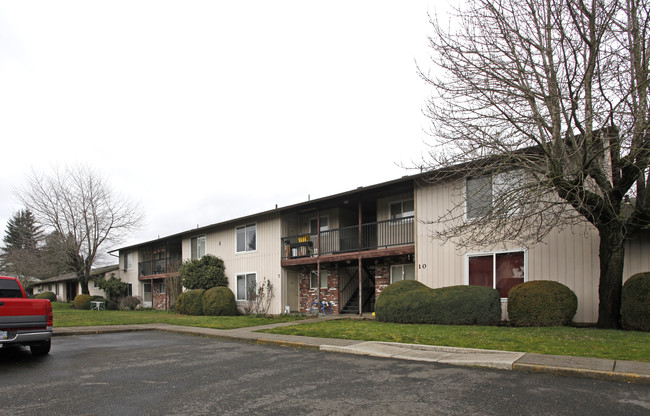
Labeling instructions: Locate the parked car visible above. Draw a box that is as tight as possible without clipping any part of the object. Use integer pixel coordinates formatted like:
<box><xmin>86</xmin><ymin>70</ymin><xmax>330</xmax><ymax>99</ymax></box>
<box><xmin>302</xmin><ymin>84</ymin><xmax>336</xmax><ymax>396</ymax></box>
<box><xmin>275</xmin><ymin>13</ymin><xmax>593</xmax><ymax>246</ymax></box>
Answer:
<box><xmin>0</xmin><ymin>276</ymin><xmax>53</xmax><ymax>355</ymax></box>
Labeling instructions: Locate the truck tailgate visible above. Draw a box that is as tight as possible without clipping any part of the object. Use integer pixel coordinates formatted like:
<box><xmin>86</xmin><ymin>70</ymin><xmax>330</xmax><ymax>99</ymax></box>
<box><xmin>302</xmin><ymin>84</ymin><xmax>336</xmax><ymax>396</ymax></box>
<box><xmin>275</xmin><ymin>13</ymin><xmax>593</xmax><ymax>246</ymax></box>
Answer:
<box><xmin>0</xmin><ymin>299</ymin><xmax>49</xmax><ymax>329</ymax></box>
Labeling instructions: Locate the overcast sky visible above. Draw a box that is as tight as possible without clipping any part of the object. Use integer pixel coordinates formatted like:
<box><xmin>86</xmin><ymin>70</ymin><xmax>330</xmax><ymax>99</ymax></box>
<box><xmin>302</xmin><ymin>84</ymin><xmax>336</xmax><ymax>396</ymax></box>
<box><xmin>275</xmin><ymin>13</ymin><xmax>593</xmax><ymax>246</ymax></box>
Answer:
<box><xmin>0</xmin><ymin>1</ymin><xmax>447</xmax><ymax>255</ymax></box>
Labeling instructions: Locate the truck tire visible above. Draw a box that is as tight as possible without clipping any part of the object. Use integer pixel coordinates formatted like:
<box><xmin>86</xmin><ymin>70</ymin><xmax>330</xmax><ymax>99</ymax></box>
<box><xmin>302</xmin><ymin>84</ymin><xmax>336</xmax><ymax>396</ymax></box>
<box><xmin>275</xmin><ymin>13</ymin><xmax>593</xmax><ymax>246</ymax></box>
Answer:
<box><xmin>30</xmin><ymin>339</ymin><xmax>51</xmax><ymax>356</ymax></box>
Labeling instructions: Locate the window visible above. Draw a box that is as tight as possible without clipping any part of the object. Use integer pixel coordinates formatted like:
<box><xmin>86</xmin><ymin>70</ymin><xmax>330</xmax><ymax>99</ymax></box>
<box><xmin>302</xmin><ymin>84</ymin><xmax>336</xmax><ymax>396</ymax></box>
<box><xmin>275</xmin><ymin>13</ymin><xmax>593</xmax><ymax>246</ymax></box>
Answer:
<box><xmin>467</xmin><ymin>251</ymin><xmax>525</xmax><ymax>298</ymax></box>
<box><xmin>390</xmin><ymin>264</ymin><xmax>415</xmax><ymax>283</ymax></box>
<box><xmin>191</xmin><ymin>235</ymin><xmax>206</xmax><ymax>259</ymax></box>
<box><xmin>236</xmin><ymin>273</ymin><xmax>256</xmax><ymax>301</ymax></box>
<box><xmin>310</xmin><ymin>270</ymin><xmax>329</xmax><ymax>289</ymax></box>
<box><xmin>123</xmin><ymin>252</ymin><xmax>133</xmax><ymax>271</ymax></box>
<box><xmin>390</xmin><ymin>200</ymin><xmax>414</xmax><ymax>219</ymax></box>
<box><xmin>0</xmin><ymin>279</ymin><xmax>23</xmax><ymax>298</ymax></box>
<box><xmin>309</xmin><ymin>217</ymin><xmax>330</xmax><ymax>234</ymax></box>
<box><xmin>466</xmin><ymin>176</ymin><xmax>493</xmax><ymax>219</ymax></box>
<box><xmin>127</xmin><ymin>283</ymin><xmax>133</xmax><ymax>297</ymax></box>
<box><xmin>466</xmin><ymin>171</ymin><xmax>522</xmax><ymax>219</ymax></box>
<box><xmin>236</xmin><ymin>224</ymin><xmax>256</xmax><ymax>253</ymax></box>
<box><xmin>157</xmin><ymin>281</ymin><xmax>165</xmax><ymax>294</ymax></box>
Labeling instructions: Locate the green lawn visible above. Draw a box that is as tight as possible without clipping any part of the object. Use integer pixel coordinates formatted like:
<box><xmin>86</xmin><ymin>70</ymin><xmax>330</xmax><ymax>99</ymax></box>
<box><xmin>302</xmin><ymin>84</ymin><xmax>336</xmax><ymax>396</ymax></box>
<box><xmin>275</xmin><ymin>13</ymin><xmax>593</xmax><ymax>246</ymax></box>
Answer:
<box><xmin>52</xmin><ymin>302</ymin><xmax>304</xmax><ymax>330</ymax></box>
<box><xmin>259</xmin><ymin>319</ymin><xmax>650</xmax><ymax>362</ymax></box>
<box><xmin>53</xmin><ymin>302</ymin><xmax>650</xmax><ymax>362</ymax></box>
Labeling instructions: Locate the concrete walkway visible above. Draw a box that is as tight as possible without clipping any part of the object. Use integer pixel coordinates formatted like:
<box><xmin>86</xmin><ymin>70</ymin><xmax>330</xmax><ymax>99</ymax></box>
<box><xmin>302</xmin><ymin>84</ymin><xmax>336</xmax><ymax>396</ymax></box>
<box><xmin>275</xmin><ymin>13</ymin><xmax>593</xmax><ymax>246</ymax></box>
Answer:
<box><xmin>53</xmin><ymin>317</ymin><xmax>650</xmax><ymax>385</ymax></box>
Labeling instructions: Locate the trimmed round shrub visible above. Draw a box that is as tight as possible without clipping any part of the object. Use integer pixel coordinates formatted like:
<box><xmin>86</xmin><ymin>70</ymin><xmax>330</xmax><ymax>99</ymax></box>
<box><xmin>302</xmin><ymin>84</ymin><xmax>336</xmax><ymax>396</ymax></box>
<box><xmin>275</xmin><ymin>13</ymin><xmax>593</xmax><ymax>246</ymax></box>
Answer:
<box><xmin>175</xmin><ymin>289</ymin><xmax>205</xmax><ymax>315</ymax></box>
<box><xmin>375</xmin><ymin>280</ymin><xmax>502</xmax><ymax>325</ymax></box>
<box><xmin>621</xmin><ymin>272</ymin><xmax>650</xmax><ymax>332</ymax></box>
<box><xmin>202</xmin><ymin>286</ymin><xmax>238</xmax><ymax>316</ymax></box>
<box><xmin>36</xmin><ymin>291</ymin><xmax>57</xmax><ymax>302</ymax></box>
<box><xmin>121</xmin><ymin>296</ymin><xmax>142</xmax><ymax>310</ymax></box>
<box><xmin>507</xmin><ymin>281</ymin><xmax>577</xmax><ymax>326</ymax></box>
<box><xmin>73</xmin><ymin>294</ymin><xmax>93</xmax><ymax>310</ymax></box>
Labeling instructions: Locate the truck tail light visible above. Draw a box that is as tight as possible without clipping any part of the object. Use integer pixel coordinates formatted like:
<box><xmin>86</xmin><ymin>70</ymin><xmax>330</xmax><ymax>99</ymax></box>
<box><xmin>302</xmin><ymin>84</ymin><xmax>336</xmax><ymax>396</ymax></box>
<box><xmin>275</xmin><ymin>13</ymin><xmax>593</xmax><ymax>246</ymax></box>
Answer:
<box><xmin>46</xmin><ymin>301</ymin><xmax>53</xmax><ymax>327</ymax></box>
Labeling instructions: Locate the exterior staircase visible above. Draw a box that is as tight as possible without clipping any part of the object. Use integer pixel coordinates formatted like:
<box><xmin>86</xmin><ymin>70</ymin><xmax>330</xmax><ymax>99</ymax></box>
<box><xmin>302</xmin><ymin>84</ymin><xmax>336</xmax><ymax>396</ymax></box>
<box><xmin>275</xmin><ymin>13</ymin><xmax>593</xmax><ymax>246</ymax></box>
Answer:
<box><xmin>340</xmin><ymin>287</ymin><xmax>375</xmax><ymax>314</ymax></box>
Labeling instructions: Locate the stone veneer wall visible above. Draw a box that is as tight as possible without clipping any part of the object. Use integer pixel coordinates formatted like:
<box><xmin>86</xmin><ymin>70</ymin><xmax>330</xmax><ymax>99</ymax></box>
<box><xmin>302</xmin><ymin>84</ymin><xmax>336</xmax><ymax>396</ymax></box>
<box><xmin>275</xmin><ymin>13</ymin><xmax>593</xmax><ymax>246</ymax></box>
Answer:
<box><xmin>152</xmin><ymin>279</ymin><xmax>168</xmax><ymax>310</ymax></box>
<box><xmin>374</xmin><ymin>263</ymin><xmax>390</xmax><ymax>299</ymax></box>
<box><xmin>299</xmin><ymin>267</ymin><xmax>340</xmax><ymax>314</ymax></box>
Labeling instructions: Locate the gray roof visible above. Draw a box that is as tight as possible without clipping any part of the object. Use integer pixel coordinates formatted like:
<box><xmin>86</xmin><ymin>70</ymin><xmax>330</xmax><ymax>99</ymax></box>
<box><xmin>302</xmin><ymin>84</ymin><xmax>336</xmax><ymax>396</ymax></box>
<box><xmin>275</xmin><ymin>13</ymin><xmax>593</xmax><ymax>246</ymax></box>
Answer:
<box><xmin>36</xmin><ymin>264</ymin><xmax>119</xmax><ymax>284</ymax></box>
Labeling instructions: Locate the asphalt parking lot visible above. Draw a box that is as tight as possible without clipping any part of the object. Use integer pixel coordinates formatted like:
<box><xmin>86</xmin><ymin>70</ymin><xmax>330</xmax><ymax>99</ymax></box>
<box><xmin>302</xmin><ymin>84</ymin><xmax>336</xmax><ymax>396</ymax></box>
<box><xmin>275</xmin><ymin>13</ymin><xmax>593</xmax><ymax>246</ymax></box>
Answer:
<box><xmin>1</xmin><ymin>332</ymin><xmax>649</xmax><ymax>415</ymax></box>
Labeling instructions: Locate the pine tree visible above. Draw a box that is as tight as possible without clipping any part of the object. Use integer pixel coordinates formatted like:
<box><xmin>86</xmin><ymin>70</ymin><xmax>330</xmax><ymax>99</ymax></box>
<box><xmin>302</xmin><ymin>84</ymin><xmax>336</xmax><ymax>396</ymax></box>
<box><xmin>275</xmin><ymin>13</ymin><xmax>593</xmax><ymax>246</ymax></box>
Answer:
<box><xmin>1</xmin><ymin>209</ymin><xmax>44</xmax><ymax>282</ymax></box>
<box><xmin>3</xmin><ymin>209</ymin><xmax>42</xmax><ymax>250</ymax></box>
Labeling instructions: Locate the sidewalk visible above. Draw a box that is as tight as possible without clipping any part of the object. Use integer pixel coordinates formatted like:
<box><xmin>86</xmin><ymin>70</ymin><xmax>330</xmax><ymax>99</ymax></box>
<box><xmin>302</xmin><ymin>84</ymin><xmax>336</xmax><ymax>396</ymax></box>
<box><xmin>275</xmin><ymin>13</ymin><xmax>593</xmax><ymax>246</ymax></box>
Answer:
<box><xmin>53</xmin><ymin>317</ymin><xmax>650</xmax><ymax>385</ymax></box>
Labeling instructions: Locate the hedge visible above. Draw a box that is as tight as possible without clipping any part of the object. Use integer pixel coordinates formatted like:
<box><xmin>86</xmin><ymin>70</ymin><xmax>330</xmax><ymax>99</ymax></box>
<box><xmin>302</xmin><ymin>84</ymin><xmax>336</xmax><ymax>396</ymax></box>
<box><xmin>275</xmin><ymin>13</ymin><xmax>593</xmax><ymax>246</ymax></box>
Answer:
<box><xmin>35</xmin><ymin>291</ymin><xmax>57</xmax><ymax>302</ymax></box>
<box><xmin>175</xmin><ymin>289</ymin><xmax>205</xmax><ymax>315</ymax></box>
<box><xmin>621</xmin><ymin>272</ymin><xmax>650</xmax><ymax>332</ymax></box>
<box><xmin>179</xmin><ymin>254</ymin><xmax>228</xmax><ymax>290</ymax></box>
<box><xmin>507</xmin><ymin>280</ymin><xmax>577</xmax><ymax>326</ymax></box>
<box><xmin>73</xmin><ymin>294</ymin><xmax>93</xmax><ymax>310</ymax></box>
<box><xmin>202</xmin><ymin>286</ymin><xmax>238</xmax><ymax>316</ymax></box>
<box><xmin>375</xmin><ymin>280</ymin><xmax>501</xmax><ymax>325</ymax></box>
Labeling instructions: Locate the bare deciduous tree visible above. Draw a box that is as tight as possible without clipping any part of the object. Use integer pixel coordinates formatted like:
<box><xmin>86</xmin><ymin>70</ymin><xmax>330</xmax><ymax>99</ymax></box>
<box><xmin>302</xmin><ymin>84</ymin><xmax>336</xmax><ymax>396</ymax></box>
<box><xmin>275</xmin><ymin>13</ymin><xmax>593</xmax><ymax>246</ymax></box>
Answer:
<box><xmin>421</xmin><ymin>0</ymin><xmax>649</xmax><ymax>328</ymax></box>
<box><xmin>15</xmin><ymin>164</ymin><xmax>144</xmax><ymax>294</ymax></box>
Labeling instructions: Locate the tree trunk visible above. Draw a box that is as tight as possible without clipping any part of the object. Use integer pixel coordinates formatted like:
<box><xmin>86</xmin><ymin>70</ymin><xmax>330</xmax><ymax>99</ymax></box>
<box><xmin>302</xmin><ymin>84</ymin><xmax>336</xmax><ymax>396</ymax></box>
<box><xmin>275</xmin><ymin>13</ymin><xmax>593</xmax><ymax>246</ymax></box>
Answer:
<box><xmin>79</xmin><ymin>275</ymin><xmax>90</xmax><ymax>295</ymax></box>
<box><xmin>596</xmin><ymin>224</ymin><xmax>625</xmax><ymax>329</ymax></box>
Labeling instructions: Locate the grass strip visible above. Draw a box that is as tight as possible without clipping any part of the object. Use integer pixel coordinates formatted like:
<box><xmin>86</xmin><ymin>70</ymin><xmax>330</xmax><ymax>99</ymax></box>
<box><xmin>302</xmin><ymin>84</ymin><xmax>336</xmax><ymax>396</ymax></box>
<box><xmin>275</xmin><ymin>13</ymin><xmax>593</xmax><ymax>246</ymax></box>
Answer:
<box><xmin>260</xmin><ymin>319</ymin><xmax>650</xmax><ymax>362</ymax></box>
<box><xmin>52</xmin><ymin>302</ymin><xmax>303</xmax><ymax>330</ymax></box>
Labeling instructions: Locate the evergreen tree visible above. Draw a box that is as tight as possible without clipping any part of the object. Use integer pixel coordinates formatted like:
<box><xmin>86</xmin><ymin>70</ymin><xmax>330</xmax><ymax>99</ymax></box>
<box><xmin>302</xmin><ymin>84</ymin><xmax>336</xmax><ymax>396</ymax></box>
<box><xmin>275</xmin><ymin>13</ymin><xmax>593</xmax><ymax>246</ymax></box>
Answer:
<box><xmin>1</xmin><ymin>209</ymin><xmax>44</xmax><ymax>282</ymax></box>
<box><xmin>2</xmin><ymin>209</ymin><xmax>42</xmax><ymax>250</ymax></box>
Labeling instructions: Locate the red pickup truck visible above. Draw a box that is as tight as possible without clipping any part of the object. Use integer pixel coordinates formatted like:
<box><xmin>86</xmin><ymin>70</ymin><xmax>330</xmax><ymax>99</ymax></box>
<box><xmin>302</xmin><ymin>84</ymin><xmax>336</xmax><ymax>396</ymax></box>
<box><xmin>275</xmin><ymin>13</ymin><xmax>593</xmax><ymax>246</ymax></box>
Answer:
<box><xmin>0</xmin><ymin>276</ymin><xmax>53</xmax><ymax>355</ymax></box>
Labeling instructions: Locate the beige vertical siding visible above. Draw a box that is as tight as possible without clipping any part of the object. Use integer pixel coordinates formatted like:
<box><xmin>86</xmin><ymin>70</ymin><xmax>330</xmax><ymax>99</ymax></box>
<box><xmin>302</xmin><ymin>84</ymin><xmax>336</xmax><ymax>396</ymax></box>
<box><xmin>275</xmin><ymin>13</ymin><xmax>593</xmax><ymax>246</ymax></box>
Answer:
<box><xmin>182</xmin><ymin>213</ymin><xmax>284</xmax><ymax>314</ymax></box>
<box><xmin>624</xmin><ymin>231</ymin><xmax>650</xmax><ymax>278</ymax></box>
<box><xmin>416</xmin><ymin>178</ymin><xmax>649</xmax><ymax>324</ymax></box>
<box><xmin>119</xmin><ymin>251</ymin><xmax>142</xmax><ymax>298</ymax></box>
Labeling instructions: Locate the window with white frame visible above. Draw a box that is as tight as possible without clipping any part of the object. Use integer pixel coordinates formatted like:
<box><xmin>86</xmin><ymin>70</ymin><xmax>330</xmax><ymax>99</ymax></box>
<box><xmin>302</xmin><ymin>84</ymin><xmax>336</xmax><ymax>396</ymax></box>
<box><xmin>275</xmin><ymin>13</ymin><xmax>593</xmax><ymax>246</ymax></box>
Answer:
<box><xmin>309</xmin><ymin>217</ymin><xmax>330</xmax><ymax>234</ymax></box>
<box><xmin>466</xmin><ymin>171</ymin><xmax>522</xmax><ymax>219</ymax></box>
<box><xmin>390</xmin><ymin>200</ymin><xmax>414</xmax><ymax>219</ymax></box>
<box><xmin>236</xmin><ymin>273</ymin><xmax>256</xmax><ymax>300</ymax></box>
<box><xmin>390</xmin><ymin>264</ymin><xmax>415</xmax><ymax>283</ymax></box>
<box><xmin>126</xmin><ymin>253</ymin><xmax>133</xmax><ymax>270</ymax></box>
<box><xmin>310</xmin><ymin>270</ymin><xmax>329</xmax><ymax>289</ymax></box>
<box><xmin>191</xmin><ymin>235</ymin><xmax>206</xmax><ymax>259</ymax></box>
<box><xmin>156</xmin><ymin>281</ymin><xmax>165</xmax><ymax>294</ymax></box>
<box><xmin>467</xmin><ymin>250</ymin><xmax>525</xmax><ymax>298</ymax></box>
<box><xmin>236</xmin><ymin>224</ymin><xmax>256</xmax><ymax>253</ymax></box>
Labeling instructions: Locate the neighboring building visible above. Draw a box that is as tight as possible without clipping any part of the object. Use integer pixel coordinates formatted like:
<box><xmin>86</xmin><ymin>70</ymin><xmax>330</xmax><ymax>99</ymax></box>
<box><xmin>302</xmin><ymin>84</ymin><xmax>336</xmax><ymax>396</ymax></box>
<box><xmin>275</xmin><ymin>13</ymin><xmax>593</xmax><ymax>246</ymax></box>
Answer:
<box><xmin>111</xmin><ymin>172</ymin><xmax>650</xmax><ymax>324</ymax></box>
<box><xmin>32</xmin><ymin>265</ymin><xmax>119</xmax><ymax>302</ymax></box>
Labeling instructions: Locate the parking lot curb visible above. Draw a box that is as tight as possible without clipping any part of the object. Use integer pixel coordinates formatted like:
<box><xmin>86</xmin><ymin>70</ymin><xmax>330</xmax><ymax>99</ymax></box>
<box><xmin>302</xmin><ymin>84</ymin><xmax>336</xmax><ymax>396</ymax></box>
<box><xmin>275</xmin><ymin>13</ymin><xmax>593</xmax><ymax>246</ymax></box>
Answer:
<box><xmin>256</xmin><ymin>338</ymin><xmax>321</xmax><ymax>350</ymax></box>
<box><xmin>513</xmin><ymin>362</ymin><xmax>650</xmax><ymax>384</ymax></box>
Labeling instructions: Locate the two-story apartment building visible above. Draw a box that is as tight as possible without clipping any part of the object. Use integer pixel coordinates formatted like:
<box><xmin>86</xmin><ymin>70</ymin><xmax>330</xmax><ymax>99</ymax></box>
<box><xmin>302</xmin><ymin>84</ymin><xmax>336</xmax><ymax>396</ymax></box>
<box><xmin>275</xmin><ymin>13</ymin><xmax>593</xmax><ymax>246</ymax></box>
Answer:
<box><xmin>111</xmin><ymin>172</ymin><xmax>650</xmax><ymax>324</ymax></box>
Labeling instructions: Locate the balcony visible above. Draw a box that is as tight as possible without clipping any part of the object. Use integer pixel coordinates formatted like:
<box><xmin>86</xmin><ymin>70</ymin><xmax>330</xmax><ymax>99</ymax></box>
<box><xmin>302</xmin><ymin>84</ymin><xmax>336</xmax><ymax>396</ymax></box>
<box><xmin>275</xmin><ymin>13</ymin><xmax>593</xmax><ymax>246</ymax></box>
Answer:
<box><xmin>138</xmin><ymin>257</ymin><xmax>181</xmax><ymax>277</ymax></box>
<box><xmin>281</xmin><ymin>216</ymin><xmax>414</xmax><ymax>260</ymax></box>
